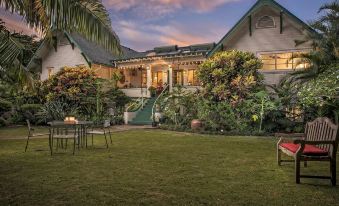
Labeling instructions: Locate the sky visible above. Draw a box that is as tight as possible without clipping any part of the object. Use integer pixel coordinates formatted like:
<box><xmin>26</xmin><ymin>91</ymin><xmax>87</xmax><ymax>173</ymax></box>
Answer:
<box><xmin>0</xmin><ymin>0</ymin><xmax>332</xmax><ymax>51</ymax></box>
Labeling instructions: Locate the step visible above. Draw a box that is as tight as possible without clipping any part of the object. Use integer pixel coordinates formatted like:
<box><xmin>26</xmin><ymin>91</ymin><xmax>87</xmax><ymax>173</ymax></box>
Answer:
<box><xmin>128</xmin><ymin>121</ymin><xmax>152</xmax><ymax>125</ymax></box>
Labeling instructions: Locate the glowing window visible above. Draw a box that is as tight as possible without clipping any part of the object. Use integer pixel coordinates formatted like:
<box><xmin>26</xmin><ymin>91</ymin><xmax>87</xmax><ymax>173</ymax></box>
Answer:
<box><xmin>187</xmin><ymin>70</ymin><xmax>199</xmax><ymax>86</ymax></box>
<box><xmin>260</xmin><ymin>52</ymin><xmax>310</xmax><ymax>70</ymax></box>
<box><xmin>47</xmin><ymin>67</ymin><xmax>54</xmax><ymax>78</ymax></box>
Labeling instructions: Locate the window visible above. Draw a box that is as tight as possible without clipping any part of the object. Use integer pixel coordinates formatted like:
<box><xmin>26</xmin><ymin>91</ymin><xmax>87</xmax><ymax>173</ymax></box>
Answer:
<box><xmin>256</xmin><ymin>16</ymin><xmax>275</xmax><ymax>29</ymax></box>
<box><xmin>142</xmin><ymin>70</ymin><xmax>147</xmax><ymax>87</ymax></box>
<box><xmin>187</xmin><ymin>70</ymin><xmax>199</xmax><ymax>86</ymax></box>
<box><xmin>260</xmin><ymin>52</ymin><xmax>310</xmax><ymax>70</ymax></box>
<box><xmin>173</xmin><ymin>70</ymin><xmax>184</xmax><ymax>86</ymax></box>
<box><xmin>47</xmin><ymin>67</ymin><xmax>54</xmax><ymax>78</ymax></box>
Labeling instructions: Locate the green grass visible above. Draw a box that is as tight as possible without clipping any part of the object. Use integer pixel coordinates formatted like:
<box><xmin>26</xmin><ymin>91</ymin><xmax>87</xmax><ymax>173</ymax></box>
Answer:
<box><xmin>0</xmin><ymin>127</ymin><xmax>338</xmax><ymax>205</ymax></box>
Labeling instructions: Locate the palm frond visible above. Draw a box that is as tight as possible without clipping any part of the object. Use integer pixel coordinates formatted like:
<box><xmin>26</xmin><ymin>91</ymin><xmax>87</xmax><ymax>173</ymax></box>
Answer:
<box><xmin>318</xmin><ymin>1</ymin><xmax>339</xmax><ymax>13</ymax></box>
<box><xmin>0</xmin><ymin>0</ymin><xmax>24</xmax><ymax>12</ymax></box>
<box><xmin>0</xmin><ymin>22</ymin><xmax>25</xmax><ymax>67</ymax></box>
<box><xmin>24</xmin><ymin>0</ymin><xmax>121</xmax><ymax>55</ymax></box>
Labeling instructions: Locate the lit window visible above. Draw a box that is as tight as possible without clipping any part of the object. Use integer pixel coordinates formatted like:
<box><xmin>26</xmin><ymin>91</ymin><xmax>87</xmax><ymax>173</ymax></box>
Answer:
<box><xmin>47</xmin><ymin>67</ymin><xmax>54</xmax><ymax>78</ymax></box>
<box><xmin>173</xmin><ymin>70</ymin><xmax>183</xmax><ymax>86</ymax></box>
<box><xmin>260</xmin><ymin>52</ymin><xmax>310</xmax><ymax>70</ymax></box>
<box><xmin>187</xmin><ymin>70</ymin><xmax>199</xmax><ymax>86</ymax></box>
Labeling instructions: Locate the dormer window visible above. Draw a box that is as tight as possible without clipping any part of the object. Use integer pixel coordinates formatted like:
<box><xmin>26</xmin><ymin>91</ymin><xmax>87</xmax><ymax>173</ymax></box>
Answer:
<box><xmin>256</xmin><ymin>16</ymin><xmax>275</xmax><ymax>29</ymax></box>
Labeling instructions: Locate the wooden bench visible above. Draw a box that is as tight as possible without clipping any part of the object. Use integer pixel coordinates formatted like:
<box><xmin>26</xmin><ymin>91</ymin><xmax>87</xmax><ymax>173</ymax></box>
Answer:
<box><xmin>277</xmin><ymin>117</ymin><xmax>338</xmax><ymax>186</ymax></box>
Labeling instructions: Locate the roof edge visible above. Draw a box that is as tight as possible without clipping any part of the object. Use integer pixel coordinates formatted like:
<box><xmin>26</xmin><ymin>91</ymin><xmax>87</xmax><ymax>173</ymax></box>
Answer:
<box><xmin>207</xmin><ymin>0</ymin><xmax>316</xmax><ymax>57</ymax></box>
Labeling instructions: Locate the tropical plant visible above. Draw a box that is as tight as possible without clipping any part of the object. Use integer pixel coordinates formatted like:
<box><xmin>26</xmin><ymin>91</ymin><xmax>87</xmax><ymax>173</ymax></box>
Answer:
<box><xmin>159</xmin><ymin>86</ymin><xmax>198</xmax><ymax>126</ymax></box>
<box><xmin>0</xmin><ymin>0</ymin><xmax>121</xmax><ymax>71</ymax></box>
<box><xmin>287</xmin><ymin>0</ymin><xmax>338</xmax><ymax>83</ymax></box>
<box><xmin>37</xmin><ymin>100</ymin><xmax>78</xmax><ymax>122</ymax></box>
<box><xmin>248</xmin><ymin>91</ymin><xmax>277</xmax><ymax>132</ymax></box>
<box><xmin>198</xmin><ymin>50</ymin><xmax>264</xmax><ymax>103</ymax></box>
<box><xmin>297</xmin><ymin>65</ymin><xmax>339</xmax><ymax>123</ymax></box>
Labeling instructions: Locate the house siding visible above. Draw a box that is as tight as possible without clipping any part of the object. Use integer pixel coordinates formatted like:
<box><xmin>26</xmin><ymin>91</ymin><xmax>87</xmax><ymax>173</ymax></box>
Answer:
<box><xmin>40</xmin><ymin>36</ymin><xmax>88</xmax><ymax>81</ymax></box>
<box><xmin>222</xmin><ymin>6</ymin><xmax>312</xmax><ymax>85</ymax></box>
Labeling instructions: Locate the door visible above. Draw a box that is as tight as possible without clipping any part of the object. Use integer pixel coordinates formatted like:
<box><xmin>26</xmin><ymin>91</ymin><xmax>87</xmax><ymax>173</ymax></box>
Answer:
<box><xmin>152</xmin><ymin>71</ymin><xmax>163</xmax><ymax>87</ymax></box>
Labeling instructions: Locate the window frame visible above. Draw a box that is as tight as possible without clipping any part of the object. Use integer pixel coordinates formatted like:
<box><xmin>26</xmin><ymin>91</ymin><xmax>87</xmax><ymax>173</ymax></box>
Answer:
<box><xmin>258</xmin><ymin>50</ymin><xmax>311</xmax><ymax>71</ymax></box>
<box><xmin>256</xmin><ymin>15</ymin><xmax>276</xmax><ymax>29</ymax></box>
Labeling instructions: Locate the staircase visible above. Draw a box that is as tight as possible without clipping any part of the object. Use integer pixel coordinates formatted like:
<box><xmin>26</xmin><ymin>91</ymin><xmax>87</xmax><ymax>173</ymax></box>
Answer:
<box><xmin>128</xmin><ymin>97</ymin><xmax>156</xmax><ymax>125</ymax></box>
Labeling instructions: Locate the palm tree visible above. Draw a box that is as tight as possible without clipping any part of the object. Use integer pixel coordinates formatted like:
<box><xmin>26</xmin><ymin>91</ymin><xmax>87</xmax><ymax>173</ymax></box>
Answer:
<box><xmin>287</xmin><ymin>1</ymin><xmax>338</xmax><ymax>84</ymax></box>
<box><xmin>0</xmin><ymin>0</ymin><xmax>121</xmax><ymax>70</ymax></box>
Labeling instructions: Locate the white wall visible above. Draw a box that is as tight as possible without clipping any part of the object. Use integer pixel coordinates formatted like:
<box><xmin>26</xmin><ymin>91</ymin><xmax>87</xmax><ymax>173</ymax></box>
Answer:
<box><xmin>40</xmin><ymin>36</ymin><xmax>88</xmax><ymax>81</ymax></box>
<box><xmin>121</xmin><ymin>88</ymin><xmax>149</xmax><ymax>98</ymax></box>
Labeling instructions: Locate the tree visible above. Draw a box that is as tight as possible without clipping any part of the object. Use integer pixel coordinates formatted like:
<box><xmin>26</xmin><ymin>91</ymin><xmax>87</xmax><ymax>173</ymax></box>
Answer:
<box><xmin>288</xmin><ymin>0</ymin><xmax>338</xmax><ymax>83</ymax></box>
<box><xmin>0</xmin><ymin>0</ymin><xmax>121</xmax><ymax>70</ymax></box>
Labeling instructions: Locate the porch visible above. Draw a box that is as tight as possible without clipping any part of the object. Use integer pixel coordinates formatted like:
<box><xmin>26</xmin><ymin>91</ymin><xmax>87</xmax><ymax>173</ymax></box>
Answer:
<box><xmin>116</xmin><ymin>62</ymin><xmax>202</xmax><ymax>98</ymax></box>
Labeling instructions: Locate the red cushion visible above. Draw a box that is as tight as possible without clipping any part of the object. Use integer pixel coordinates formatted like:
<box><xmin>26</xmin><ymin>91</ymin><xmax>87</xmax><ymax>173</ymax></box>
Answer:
<box><xmin>280</xmin><ymin>143</ymin><xmax>328</xmax><ymax>156</ymax></box>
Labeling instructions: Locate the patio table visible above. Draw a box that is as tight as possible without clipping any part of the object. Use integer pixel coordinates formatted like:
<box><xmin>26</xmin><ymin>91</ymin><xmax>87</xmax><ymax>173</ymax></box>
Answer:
<box><xmin>48</xmin><ymin>121</ymin><xmax>93</xmax><ymax>150</ymax></box>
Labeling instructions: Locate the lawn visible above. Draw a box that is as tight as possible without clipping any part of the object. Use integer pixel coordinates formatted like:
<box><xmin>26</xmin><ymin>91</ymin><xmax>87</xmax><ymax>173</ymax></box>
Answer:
<box><xmin>0</xmin><ymin>127</ymin><xmax>338</xmax><ymax>205</ymax></box>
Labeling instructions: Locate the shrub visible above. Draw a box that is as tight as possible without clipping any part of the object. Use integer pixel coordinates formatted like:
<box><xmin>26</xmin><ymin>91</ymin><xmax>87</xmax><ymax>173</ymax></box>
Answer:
<box><xmin>198</xmin><ymin>50</ymin><xmax>264</xmax><ymax>103</ymax></box>
<box><xmin>37</xmin><ymin>101</ymin><xmax>78</xmax><ymax>122</ymax></box>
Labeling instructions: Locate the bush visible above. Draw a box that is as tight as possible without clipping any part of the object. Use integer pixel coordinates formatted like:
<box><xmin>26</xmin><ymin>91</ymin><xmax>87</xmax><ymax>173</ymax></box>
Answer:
<box><xmin>0</xmin><ymin>98</ymin><xmax>12</xmax><ymax>111</ymax></box>
<box><xmin>42</xmin><ymin>65</ymin><xmax>99</xmax><ymax>104</ymax></box>
<box><xmin>297</xmin><ymin>65</ymin><xmax>339</xmax><ymax>123</ymax></box>
<box><xmin>198</xmin><ymin>50</ymin><xmax>264</xmax><ymax>103</ymax></box>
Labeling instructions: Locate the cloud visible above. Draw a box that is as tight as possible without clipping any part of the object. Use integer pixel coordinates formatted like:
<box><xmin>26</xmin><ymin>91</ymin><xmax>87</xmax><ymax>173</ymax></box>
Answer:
<box><xmin>0</xmin><ymin>8</ymin><xmax>40</xmax><ymax>36</ymax></box>
<box><xmin>113</xmin><ymin>20</ymin><xmax>225</xmax><ymax>51</ymax></box>
<box><xmin>103</xmin><ymin>0</ymin><xmax>240</xmax><ymax>18</ymax></box>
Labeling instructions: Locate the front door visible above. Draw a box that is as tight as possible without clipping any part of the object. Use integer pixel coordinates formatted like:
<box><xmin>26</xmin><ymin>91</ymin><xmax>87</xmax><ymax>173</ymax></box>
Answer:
<box><xmin>152</xmin><ymin>71</ymin><xmax>163</xmax><ymax>87</ymax></box>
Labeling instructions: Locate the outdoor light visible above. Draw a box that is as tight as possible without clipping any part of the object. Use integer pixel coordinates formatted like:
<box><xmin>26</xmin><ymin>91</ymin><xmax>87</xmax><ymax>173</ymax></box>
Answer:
<box><xmin>64</xmin><ymin>116</ymin><xmax>77</xmax><ymax>123</ymax></box>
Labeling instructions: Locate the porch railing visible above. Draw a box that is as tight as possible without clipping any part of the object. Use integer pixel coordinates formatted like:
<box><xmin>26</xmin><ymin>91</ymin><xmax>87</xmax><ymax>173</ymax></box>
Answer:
<box><xmin>151</xmin><ymin>84</ymin><xmax>169</xmax><ymax>126</ymax></box>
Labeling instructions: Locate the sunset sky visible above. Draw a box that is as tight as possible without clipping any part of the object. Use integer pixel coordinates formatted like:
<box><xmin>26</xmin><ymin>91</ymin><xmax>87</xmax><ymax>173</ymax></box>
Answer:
<box><xmin>0</xmin><ymin>0</ymin><xmax>332</xmax><ymax>51</ymax></box>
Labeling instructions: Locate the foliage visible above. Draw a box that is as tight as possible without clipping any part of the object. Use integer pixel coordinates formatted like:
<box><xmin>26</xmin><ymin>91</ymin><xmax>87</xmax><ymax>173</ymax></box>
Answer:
<box><xmin>297</xmin><ymin>65</ymin><xmax>339</xmax><ymax>123</ymax></box>
<box><xmin>148</xmin><ymin>86</ymin><xmax>157</xmax><ymax>96</ymax></box>
<box><xmin>198</xmin><ymin>50</ymin><xmax>264</xmax><ymax>103</ymax></box>
<box><xmin>288</xmin><ymin>1</ymin><xmax>338</xmax><ymax>84</ymax></box>
<box><xmin>41</xmin><ymin>65</ymin><xmax>130</xmax><ymax>124</ymax></box>
<box><xmin>37</xmin><ymin>101</ymin><xmax>78</xmax><ymax>122</ymax></box>
<box><xmin>159</xmin><ymin>86</ymin><xmax>199</xmax><ymax>126</ymax></box>
<box><xmin>0</xmin><ymin>0</ymin><xmax>121</xmax><ymax>71</ymax></box>
<box><xmin>42</xmin><ymin>65</ymin><xmax>99</xmax><ymax>103</ymax></box>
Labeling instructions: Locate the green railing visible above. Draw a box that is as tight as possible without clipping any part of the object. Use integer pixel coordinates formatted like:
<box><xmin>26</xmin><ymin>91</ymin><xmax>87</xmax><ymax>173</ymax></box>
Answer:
<box><xmin>126</xmin><ymin>97</ymin><xmax>146</xmax><ymax>113</ymax></box>
<box><xmin>151</xmin><ymin>84</ymin><xmax>169</xmax><ymax>125</ymax></box>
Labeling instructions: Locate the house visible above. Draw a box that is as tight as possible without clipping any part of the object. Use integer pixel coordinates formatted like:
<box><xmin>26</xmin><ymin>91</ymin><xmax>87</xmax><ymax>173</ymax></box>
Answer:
<box><xmin>28</xmin><ymin>32</ymin><xmax>141</xmax><ymax>81</ymax></box>
<box><xmin>29</xmin><ymin>0</ymin><xmax>313</xmax><ymax>98</ymax></box>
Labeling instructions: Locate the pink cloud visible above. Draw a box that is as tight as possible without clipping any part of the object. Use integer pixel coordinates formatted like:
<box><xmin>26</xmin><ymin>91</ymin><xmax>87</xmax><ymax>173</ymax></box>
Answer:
<box><xmin>103</xmin><ymin>0</ymin><xmax>240</xmax><ymax>17</ymax></box>
<box><xmin>0</xmin><ymin>8</ymin><xmax>40</xmax><ymax>37</ymax></box>
<box><xmin>114</xmin><ymin>20</ymin><xmax>225</xmax><ymax>51</ymax></box>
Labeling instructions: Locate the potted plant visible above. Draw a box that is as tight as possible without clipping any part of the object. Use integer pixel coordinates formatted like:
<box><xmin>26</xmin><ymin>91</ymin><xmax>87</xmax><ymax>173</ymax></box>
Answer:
<box><xmin>191</xmin><ymin>119</ymin><xmax>203</xmax><ymax>131</ymax></box>
<box><xmin>148</xmin><ymin>86</ymin><xmax>156</xmax><ymax>97</ymax></box>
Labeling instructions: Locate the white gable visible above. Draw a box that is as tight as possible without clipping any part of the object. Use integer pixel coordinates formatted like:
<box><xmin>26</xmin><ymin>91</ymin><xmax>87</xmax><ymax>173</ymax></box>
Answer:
<box><xmin>40</xmin><ymin>35</ymin><xmax>88</xmax><ymax>81</ymax></box>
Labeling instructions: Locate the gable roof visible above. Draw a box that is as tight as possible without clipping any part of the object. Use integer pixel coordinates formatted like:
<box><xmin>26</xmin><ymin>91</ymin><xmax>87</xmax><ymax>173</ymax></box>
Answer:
<box><xmin>66</xmin><ymin>33</ymin><xmax>140</xmax><ymax>66</ymax></box>
<box><xmin>207</xmin><ymin>0</ymin><xmax>315</xmax><ymax>57</ymax></box>
<box><xmin>27</xmin><ymin>32</ymin><xmax>142</xmax><ymax>70</ymax></box>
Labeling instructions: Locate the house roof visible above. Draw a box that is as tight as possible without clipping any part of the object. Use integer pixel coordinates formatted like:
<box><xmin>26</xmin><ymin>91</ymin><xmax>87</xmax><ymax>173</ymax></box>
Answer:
<box><xmin>207</xmin><ymin>0</ymin><xmax>315</xmax><ymax>57</ymax></box>
<box><xmin>27</xmin><ymin>32</ymin><xmax>141</xmax><ymax>70</ymax></box>
<box><xmin>113</xmin><ymin>43</ymin><xmax>216</xmax><ymax>63</ymax></box>
<box><xmin>66</xmin><ymin>33</ymin><xmax>140</xmax><ymax>66</ymax></box>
